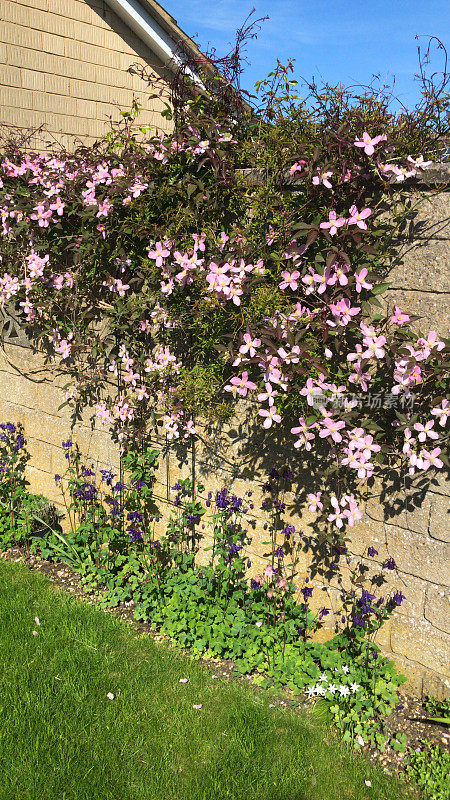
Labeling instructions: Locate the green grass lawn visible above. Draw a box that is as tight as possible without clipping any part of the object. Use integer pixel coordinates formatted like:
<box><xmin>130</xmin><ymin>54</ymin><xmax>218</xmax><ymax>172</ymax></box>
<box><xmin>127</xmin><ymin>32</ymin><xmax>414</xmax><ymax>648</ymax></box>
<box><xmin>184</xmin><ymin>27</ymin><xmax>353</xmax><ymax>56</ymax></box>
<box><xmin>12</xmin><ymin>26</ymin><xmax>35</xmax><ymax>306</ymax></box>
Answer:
<box><xmin>0</xmin><ymin>559</ymin><xmax>413</xmax><ymax>800</ymax></box>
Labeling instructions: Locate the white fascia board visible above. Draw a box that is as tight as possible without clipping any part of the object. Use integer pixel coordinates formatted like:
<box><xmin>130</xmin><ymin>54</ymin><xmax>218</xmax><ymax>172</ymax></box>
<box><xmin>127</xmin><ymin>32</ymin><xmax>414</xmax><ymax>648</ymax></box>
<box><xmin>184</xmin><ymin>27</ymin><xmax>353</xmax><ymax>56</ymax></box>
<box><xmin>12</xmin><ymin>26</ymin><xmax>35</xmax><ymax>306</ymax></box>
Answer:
<box><xmin>106</xmin><ymin>0</ymin><xmax>203</xmax><ymax>85</ymax></box>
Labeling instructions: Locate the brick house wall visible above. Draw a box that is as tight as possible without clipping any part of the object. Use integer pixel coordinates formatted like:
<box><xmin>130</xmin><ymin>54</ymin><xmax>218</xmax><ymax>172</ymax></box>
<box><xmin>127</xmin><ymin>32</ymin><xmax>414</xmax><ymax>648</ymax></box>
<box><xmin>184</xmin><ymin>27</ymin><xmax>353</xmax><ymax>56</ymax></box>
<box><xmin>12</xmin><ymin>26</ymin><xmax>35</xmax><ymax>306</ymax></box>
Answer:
<box><xmin>0</xmin><ymin>0</ymin><xmax>176</xmax><ymax>148</ymax></box>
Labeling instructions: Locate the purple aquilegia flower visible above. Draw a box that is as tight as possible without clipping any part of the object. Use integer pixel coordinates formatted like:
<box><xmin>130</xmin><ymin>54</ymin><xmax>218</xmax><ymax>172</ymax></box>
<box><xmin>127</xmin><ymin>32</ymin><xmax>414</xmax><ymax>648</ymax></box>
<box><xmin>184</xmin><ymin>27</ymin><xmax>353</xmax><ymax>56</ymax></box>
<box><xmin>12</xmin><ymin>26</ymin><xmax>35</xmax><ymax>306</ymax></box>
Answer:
<box><xmin>133</xmin><ymin>479</ymin><xmax>146</xmax><ymax>489</ymax></box>
<box><xmin>274</xmin><ymin>546</ymin><xmax>284</xmax><ymax>558</ymax></box>
<box><xmin>215</xmin><ymin>488</ymin><xmax>230</xmax><ymax>509</ymax></box>
<box><xmin>54</xmin><ymin>474</ymin><xmax>61</xmax><ymax>483</ymax></box>
<box><xmin>172</xmin><ymin>482</ymin><xmax>182</xmax><ymax>491</ymax></box>
<box><xmin>100</xmin><ymin>469</ymin><xmax>116</xmax><ymax>485</ymax></box>
<box><xmin>230</xmin><ymin>495</ymin><xmax>243</xmax><ymax>511</ymax></box>
<box><xmin>301</xmin><ymin>586</ymin><xmax>313</xmax><ymax>600</ymax></box>
<box><xmin>81</xmin><ymin>468</ymin><xmax>95</xmax><ymax>477</ymax></box>
<box><xmin>367</xmin><ymin>546</ymin><xmax>378</xmax><ymax>557</ymax></box>
<box><xmin>319</xmin><ymin>607</ymin><xmax>330</xmax><ymax>619</ymax></box>
<box><xmin>392</xmin><ymin>590</ymin><xmax>406</xmax><ymax>606</ymax></box>
<box><xmin>127</xmin><ymin>511</ymin><xmax>143</xmax><ymax>523</ymax></box>
<box><xmin>282</xmin><ymin>523</ymin><xmax>295</xmax><ymax>538</ymax></box>
<box><xmin>112</xmin><ymin>481</ymin><xmax>127</xmax><ymax>492</ymax></box>
<box><xmin>6</xmin><ymin>423</ymin><xmax>16</xmax><ymax>433</ymax></box>
<box><xmin>383</xmin><ymin>557</ymin><xmax>397</xmax><ymax>570</ymax></box>
<box><xmin>127</xmin><ymin>526</ymin><xmax>143</xmax><ymax>543</ymax></box>
<box><xmin>274</xmin><ymin>500</ymin><xmax>286</xmax><ymax>513</ymax></box>
<box><xmin>62</xmin><ymin>439</ymin><xmax>73</xmax><ymax>449</ymax></box>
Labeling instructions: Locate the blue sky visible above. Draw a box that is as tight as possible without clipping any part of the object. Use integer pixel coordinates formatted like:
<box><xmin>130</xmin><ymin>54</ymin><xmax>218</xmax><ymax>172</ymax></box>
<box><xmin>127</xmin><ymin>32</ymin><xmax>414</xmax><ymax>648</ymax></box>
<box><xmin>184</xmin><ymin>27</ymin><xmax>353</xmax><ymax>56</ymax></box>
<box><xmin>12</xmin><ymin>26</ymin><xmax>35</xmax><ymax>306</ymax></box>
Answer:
<box><xmin>165</xmin><ymin>0</ymin><xmax>449</xmax><ymax>109</ymax></box>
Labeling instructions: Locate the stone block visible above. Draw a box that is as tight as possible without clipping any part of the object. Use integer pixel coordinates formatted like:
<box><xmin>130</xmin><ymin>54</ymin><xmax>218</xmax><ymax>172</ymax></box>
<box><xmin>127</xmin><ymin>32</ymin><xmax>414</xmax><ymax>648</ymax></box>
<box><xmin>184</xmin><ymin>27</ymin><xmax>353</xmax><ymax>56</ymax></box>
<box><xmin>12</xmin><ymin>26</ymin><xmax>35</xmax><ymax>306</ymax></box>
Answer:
<box><xmin>429</xmin><ymin>491</ymin><xmax>450</xmax><ymax>542</ymax></box>
<box><xmin>384</xmin><ymin>525</ymin><xmax>450</xmax><ymax>586</ymax></box>
<box><xmin>422</xmin><ymin>671</ymin><xmax>450</xmax><ymax>700</ymax></box>
<box><xmin>391</xmin><ymin>616</ymin><xmax>449</xmax><ymax>675</ymax></box>
<box><xmin>425</xmin><ymin>585</ymin><xmax>450</xmax><ymax>634</ymax></box>
<box><xmin>365</xmin><ymin>479</ymin><xmax>432</xmax><ymax>536</ymax></box>
<box><xmin>0</xmin><ymin>63</ymin><xmax>22</xmax><ymax>88</ymax></box>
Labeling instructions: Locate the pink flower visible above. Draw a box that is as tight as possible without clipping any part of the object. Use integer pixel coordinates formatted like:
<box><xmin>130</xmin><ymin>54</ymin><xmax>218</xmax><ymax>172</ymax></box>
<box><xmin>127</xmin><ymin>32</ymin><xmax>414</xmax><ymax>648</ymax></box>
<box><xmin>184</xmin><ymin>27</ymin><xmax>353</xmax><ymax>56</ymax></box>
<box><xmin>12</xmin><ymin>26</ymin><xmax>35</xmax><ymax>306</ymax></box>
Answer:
<box><xmin>354</xmin><ymin>132</ymin><xmax>387</xmax><ymax>156</ymax></box>
<box><xmin>420</xmin><ymin>448</ymin><xmax>443</xmax><ymax>470</ymax></box>
<box><xmin>148</xmin><ymin>241</ymin><xmax>170</xmax><ymax>267</ymax></box>
<box><xmin>257</xmin><ymin>382</ymin><xmax>278</xmax><ymax>407</ymax></box>
<box><xmin>390</xmin><ymin>305</ymin><xmax>410</xmax><ymax>325</ymax></box>
<box><xmin>307</xmin><ymin>492</ymin><xmax>323</xmax><ymax>512</ymax></box>
<box><xmin>279</xmin><ymin>270</ymin><xmax>300</xmax><ymax>291</ymax></box>
<box><xmin>313</xmin><ymin>170</ymin><xmax>333</xmax><ymax>189</ymax></box>
<box><xmin>55</xmin><ymin>339</ymin><xmax>71</xmax><ymax>359</ymax></box>
<box><xmin>431</xmin><ymin>399</ymin><xmax>449</xmax><ymax>427</ymax></box>
<box><xmin>347</xmin><ymin>205</ymin><xmax>372</xmax><ymax>230</ymax></box>
<box><xmin>319</xmin><ymin>416</ymin><xmax>346</xmax><ymax>443</ymax></box>
<box><xmin>319</xmin><ymin>210</ymin><xmax>346</xmax><ymax>236</ymax></box>
<box><xmin>239</xmin><ymin>333</ymin><xmax>261</xmax><ymax>357</ymax></box>
<box><xmin>407</xmin><ymin>155</ymin><xmax>432</xmax><ymax>170</ymax></box>
<box><xmin>289</xmin><ymin>161</ymin><xmax>306</xmax><ymax>176</ymax></box>
<box><xmin>95</xmin><ymin>402</ymin><xmax>113</xmax><ymax>423</ymax></box>
<box><xmin>224</xmin><ymin>371</ymin><xmax>256</xmax><ymax>398</ymax></box>
<box><xmin>354</xmin><ymin>268</ymin><xmax>373</xmax><ymax>293</ymax></box>
<box><xmin>328</xmin><ymin>299</ymin><xmax>361</xmax><ymax>327</ymax></box>
<box><xmin>291</xmin><ymin>417</ymin><xmax>315</xmax><ymax>450</ymax></box>
<box><xmin>49</xmin><ymin>196</ymin><xmax>65</xmax><ymax>216</ymax></box>
<box><xmin>327</xmin><ymin>496</ymin><xmax>346</xmax><ymax>528</ymax></box>
<box><xmin>413</xmin><ymin>421</ymin><xmax>438</xmax><ymax>442</ymax></box>
<box><xmin>259</xmin><ymin>406</ymin><xmax>281</xmax><ymax>428</ymax></box>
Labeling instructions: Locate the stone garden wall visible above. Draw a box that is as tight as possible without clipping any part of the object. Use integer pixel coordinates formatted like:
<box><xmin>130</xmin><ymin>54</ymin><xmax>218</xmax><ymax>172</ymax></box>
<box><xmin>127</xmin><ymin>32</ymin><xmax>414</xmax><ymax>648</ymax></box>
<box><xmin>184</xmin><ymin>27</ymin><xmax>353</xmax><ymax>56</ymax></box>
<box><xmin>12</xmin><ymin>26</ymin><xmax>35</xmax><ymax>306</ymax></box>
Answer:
<box><xmin>0</xmin><ymin>174</ymin><xmax>448</xmax><ymax>698</ymax></box>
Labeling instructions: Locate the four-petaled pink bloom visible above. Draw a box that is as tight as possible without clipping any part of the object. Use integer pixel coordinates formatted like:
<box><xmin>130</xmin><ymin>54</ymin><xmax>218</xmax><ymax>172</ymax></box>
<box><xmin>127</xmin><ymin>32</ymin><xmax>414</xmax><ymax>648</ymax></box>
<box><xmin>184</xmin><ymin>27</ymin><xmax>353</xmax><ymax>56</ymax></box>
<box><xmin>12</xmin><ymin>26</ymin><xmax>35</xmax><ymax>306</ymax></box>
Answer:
<box><xmin>259</xmin><ymin>406</ymin><xmax>281</xmax><ymax>428</ymax></box>
<box><xmin>420</xmin><ymin>448</ymin><xmax>443</xmax><ymax>470</ymax></box>
<box><xmin>289</xmin><ymin>161</ymin><xmax>306</xmax><ymax>176</ymax></box>
<box><xmin>148</xmin><ymin>241</ymin><xmax>170</xmax><ymax>267</ymax></box>
<box><xmin>307</xmin><ymin>492</ymin><xmax>323</xmax><ymax>512</ymax></box>
<box><xmin>348</xmin><ymin>205</ymin><xmax>371</xmax><ymax>230</ymax></box>
<box><xmin>354</xmin><ymin>132</ymin><xmax>387</xmax><ymax>156</ymax></box>
<box><xmin>431</xmin><ymin>399</ymin><xmax>449</xmax><ymax>427</ymax></box>
<box><xmin>355</xmin><ymin>268</ymin><xmax>373</xmax><ymax>293</ymax></box>
<box><xmin>313</xmin><ymin>170</ymin><xmax>333</xmax><ymax>189</ymax></box>
<box><xmin>279</xmin><ymin>270</ymin><xmax>300</xmax><ymax>291</ymax></box>
<box><xmin>239</xmin><ymin>333</ymin><xmax>261</xmax><ymax>357</ymax></box>
<box><xmin>319</xmin><ymin>210</ymin><xmax>346</xmax><ymax>236</ymax></box>
<box><xmin>319</xmin><ymin>417</ymin><xmax>346</xmax><ymax>443</ymax></box>
<box><xmin>224</xmin><ymin>371</ymin><xmax>256</xmax><ymax>398</ymax></box>
<box><xmin>390</xmin><ymin>305</ymin><xmax>410</xmax><ymax>325</ymax></box>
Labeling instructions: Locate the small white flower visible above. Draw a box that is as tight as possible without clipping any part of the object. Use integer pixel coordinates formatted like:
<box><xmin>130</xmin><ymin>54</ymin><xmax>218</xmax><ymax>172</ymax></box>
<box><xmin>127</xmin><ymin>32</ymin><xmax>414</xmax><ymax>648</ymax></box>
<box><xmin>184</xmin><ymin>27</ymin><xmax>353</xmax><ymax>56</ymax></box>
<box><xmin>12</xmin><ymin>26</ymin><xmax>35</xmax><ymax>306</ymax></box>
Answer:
<box><xmin>339</xmin><ymin>685</ymin><xmax>350</xmax><ymax>697</ymax></box>
<box><xmin>32</xmin><ymin>630</ymin><xmax>38</xmax><ymax>636</ymax></box>
<box><xmin>255</xmin><ymin>620</ymin><xmax>263</xmax><ymax>628</ymax></box>
<box><xmin>211</xmin><ymin>675</ymin><xmax>218</xmax><ymax>679</ymax></box>
<box><xmin>327</xmin><ymin>683</ymin><xmax>338</xmax><ymax>695</ymax></box>
<box><xmin>34</xmin><ymin>616</ymin><xmax>40</xmax><ymax>626</ymax></box>
<box><xmin>317</xmin><ymin>673</ymin><xmax>328</xmax><ymax>682</ymax></box>
<box><xmin>350</xmin><ymin>682</ymin><xmax>361</xmax><ymax>693</ymax></box>
<box><xmin>364</xmin><ymin>780</ymin><xmax>372</xmax><ymax>787</ymax></box>
<box><xmin>106</xmin><ymin>692</ymin><xmax>115</xmax><ymax>700</ymax></box>
<box><xmin>305</xmin><ymin>686</ymin><xmax>316</xmax><ymax>698</ymax></box>
<box><xmin>342</xmin><ymin>665</ymin><xmax>350</xmax><ymax>674</ymax></box>
<box><xmin>179</xmin><ymin>678</ymin><xmax>188</xmax><ymax>683</ymax></box>
<box><xmin>314</xmin><ymin>684</ymin><xmax>326</xmax><ymax>696</ymax></box>
<box><xmin>269</xmin><ymin>703</ymin><xmax>276</xmax><ymax>708</ymax></box>
<box><xmin>193</xmin><ymin>704</ymin><xmax>202</xmax><ymax>710</ymax></box>
<box><xmin>356</xmin><ymin>734</ymin><xmax>365</xmax><ymax>747</ymax></box>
